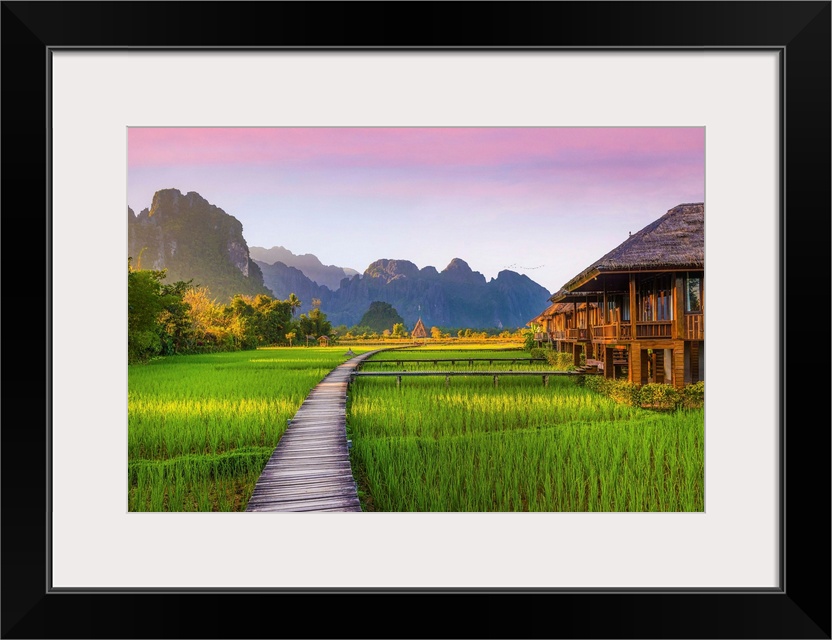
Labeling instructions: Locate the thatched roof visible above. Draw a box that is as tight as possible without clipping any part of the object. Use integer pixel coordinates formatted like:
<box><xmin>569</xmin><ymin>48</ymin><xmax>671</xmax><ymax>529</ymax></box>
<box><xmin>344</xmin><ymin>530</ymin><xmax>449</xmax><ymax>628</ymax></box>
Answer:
<box><xmin>546</xmin><ymin>301</ymin><xmax>598</xmax><ymax>315</ymax></box>
<box><xmin>530</xmin><ymin>301</ymin><xmax>597</xmax><ymax>324</ymax></box>
<box><xmin>530</xmin><ymin>302</ymin><xmax>559</xmax><ymax>324</ymax></box>
<box><xmin>411</xmin><ymin>318</ymin><xmax>428</xmax><ymax>338</ymax></box>
<box><xmin>561</xmin><ymin>203</ymin><xmax>704</xmax><ymax>293</ymax></box>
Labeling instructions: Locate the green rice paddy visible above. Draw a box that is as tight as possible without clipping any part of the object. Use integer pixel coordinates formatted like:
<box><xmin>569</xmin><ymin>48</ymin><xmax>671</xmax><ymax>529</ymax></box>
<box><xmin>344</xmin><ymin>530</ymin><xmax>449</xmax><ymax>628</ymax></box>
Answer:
<box><xmin>347</xmin><ymin>349</ymin><xmax>704</xmax><ymax>512</ymax></box>
<box><xmin>127</xmin><ymin>347</ymin><xmax>371</xmax><ymax>511</ymax></box>
<box><xmin>128</xmin><ymin>344</ymin><xmax>704</xmax><ymax>513</ymax></box>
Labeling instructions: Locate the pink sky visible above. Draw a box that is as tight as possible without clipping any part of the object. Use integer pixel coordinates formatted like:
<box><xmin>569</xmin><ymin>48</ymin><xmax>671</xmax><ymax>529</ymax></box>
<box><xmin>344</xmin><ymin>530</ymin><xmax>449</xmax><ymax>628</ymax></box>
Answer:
<box><xmin>128</xmin><ymin>127</ymin><xmax>704</xmax><ymax>294</ymax></box>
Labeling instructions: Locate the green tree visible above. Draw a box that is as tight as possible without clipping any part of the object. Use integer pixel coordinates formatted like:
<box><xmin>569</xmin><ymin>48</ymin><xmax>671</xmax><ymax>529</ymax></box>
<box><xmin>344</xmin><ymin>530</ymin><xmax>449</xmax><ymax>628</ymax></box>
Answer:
<box><xmin>285</xmin><ymin>331</ymin><xmax>296</xmax><ymax>347</ymax></box>
<box><xmin>298</xmin><ymin>307</ymin><xmax>332</xmax><ymax>340</ymax></box>
<box><xmin>128</xmin><ymin>259</ymin><xmax>191</xmax><ymax>363</ymax></box>
<box><xmin>157</xmin><ymin>278</ymin><xmax>195</xmax><ymax>354</ymax></box>
<box><xmin>226</xmin><ymin>295</ymin><xmax>259</xmax><ymax>349</ymax></box>
<box><xmin>524</xmin><ymin>323</ymin><xmax>540</xmax><ymax>351</ymax></box>
<box><xmin>250</xmin><ymin>294</ymin><xmax>293</xmax><ymax>345</ymax></box>
<box><xmin>391</xmin><ymin>322</ymin><xmax>408</xmax><ymax>339</ymax></box>
<box><xmin>128</xmin><ymin>261</ymin><xmax>168</xmax><ymax>363</ymax></box>
<box><xmin>287</xmin><ymin>293</ymin><xmax>301</xmax><ymax>317</ymax></box>
<box><xmin>347</xmin><ymin>324</ymin><xmax>373</xmax><ymax>338</ymax></box>
<box><xmin>183</xmin><ymin>287</ymin><xmax>234</xmax><ymax>350</ymax></box>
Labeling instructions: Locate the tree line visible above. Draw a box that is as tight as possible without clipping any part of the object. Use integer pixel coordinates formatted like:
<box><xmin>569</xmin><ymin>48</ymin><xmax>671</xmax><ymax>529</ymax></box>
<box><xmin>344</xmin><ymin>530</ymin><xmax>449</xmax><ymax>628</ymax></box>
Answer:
<box><xmin>128</xmin><ymin>260</ymin><xmax>332</xmax><ymax>364</ymax></box>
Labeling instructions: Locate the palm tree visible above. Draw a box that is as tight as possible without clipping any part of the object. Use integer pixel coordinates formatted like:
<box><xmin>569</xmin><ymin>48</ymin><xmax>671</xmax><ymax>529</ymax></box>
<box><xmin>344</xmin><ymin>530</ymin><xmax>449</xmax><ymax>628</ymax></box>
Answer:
<box><xmin>288</xmin><ymin>293</ymin><xmax>301</xmax><ymax>317</ymax></box>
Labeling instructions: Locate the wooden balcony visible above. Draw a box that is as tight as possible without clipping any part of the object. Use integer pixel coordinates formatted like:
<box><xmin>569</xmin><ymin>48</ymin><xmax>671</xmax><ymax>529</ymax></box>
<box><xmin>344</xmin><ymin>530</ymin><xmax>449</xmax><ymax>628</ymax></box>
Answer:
<box><xmin>685</xmin><ymin>314</ymin><xmax>704</xmax><ymax>340</ymax></box>
<box><xmin>590</xmin><ymin>323</ymin><xmax>632</xmax><ymax>341</ymax></box>
<box><xmin>592</xmin><ymin>324</ymin><xmax>618</xmax><ymax>340</ymax></box>
<box><xmin>534</xmin><ymin>332</ymin><xmax>550</xmax><ymax>342</ymax></box>
<box><xmin>635</xmin><ymin>321</ymin><xmax>673</xmax><ymax>339</ymax></box>
<box><xmin>566</xmin><ymin>328</ymin><xmax>589</xmax><ymax>340</ymax></box>
<box><xmin>551</xmin><ymin>330</ymin><xmax>566</xmax><ymax>340</ymax></box>
<box><xmin>589</xmin><ymin>317</ymin><xmax>703</xmax><ymax>343</ymax></box>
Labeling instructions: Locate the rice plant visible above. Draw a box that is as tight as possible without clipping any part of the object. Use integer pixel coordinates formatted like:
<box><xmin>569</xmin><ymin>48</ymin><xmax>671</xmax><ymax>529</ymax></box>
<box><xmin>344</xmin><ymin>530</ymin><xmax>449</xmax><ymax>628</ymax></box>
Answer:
<box><xmin>128</xmin><ymin>347</ymin><xmax>370</xmax><ymax>511</ymax></box>
<box><xmin>347</xmin><ymin>371</ymin><xmax>704</xmax><ymax>512</ymax></box>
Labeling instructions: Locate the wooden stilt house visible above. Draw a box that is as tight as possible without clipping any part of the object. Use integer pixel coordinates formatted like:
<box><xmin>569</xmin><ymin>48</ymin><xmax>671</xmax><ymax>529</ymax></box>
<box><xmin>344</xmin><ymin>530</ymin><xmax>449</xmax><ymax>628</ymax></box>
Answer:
<box><xmin>531</xmin><ymin>203</ymin><xmax>704</xmax><ymax>388</ymax></box>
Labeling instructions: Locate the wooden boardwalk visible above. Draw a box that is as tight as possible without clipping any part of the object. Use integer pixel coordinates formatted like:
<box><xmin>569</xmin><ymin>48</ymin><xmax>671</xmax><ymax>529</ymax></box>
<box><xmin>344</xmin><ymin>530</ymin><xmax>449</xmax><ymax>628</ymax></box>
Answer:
<box><xmin>245</xmin><ymin>349</ymin><xmax>384</xmax><ymax>513</ymax></box>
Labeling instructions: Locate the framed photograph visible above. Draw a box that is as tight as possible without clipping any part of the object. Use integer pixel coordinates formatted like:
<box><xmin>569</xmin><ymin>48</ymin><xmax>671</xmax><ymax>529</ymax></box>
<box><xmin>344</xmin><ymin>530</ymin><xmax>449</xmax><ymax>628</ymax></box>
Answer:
<box><xmin>3</xmin><ymin>2</ymin><xmax>829</xmax><ymax>638</ymax></box>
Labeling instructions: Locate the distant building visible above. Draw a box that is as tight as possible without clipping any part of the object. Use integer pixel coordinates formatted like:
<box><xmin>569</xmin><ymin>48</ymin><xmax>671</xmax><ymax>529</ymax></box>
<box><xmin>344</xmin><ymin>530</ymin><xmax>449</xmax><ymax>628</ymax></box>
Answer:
<box><xmin>318</xmin><ymin>335</ymin><xmax>330</xmax><ymax>346</ymax></box>
<box><xmin>411</xmin><ymin>318</ymin><xmax>428</xmax><ymax>339</ymax></box>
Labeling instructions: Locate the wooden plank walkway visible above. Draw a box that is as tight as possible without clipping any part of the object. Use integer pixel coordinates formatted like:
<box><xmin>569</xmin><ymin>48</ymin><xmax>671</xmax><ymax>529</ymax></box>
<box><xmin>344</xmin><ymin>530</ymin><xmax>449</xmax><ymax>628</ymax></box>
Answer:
<box><xmin>245</xmin><ymin>349</ymin><xmax>385</xmax><ymax>513</ymax></box>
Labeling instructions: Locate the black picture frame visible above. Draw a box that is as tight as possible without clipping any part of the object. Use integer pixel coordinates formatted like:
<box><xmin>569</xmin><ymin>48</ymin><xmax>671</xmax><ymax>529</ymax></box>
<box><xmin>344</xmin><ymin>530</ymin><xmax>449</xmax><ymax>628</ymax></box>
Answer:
<box><xmin>3</xmin><ymin>2</ymin><xmax>829</xmax><ymax>638</ymax></box>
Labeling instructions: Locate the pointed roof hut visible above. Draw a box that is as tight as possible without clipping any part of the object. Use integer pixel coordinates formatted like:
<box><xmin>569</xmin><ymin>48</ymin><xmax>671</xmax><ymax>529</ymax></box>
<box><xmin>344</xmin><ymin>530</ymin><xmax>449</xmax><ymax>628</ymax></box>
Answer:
<box><xmin>411</xmin><ymin>317</ymin><xmax>428</xmax><ymax>339</ymax></box>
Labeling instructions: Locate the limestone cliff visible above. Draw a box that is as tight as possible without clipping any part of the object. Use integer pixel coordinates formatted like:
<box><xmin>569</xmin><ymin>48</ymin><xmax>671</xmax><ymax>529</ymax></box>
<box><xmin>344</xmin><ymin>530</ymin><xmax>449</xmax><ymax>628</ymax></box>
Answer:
<box><xmin>127</xmin><ymin>189</ymin><xmax>272</xmax><ymax>302</ymax></box>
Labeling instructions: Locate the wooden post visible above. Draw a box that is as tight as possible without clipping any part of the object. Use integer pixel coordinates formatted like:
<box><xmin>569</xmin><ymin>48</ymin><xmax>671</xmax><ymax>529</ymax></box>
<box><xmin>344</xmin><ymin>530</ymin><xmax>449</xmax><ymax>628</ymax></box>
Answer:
<box><xmin>445</xmin><ymin>375</ymin><xmax>450</xmax><ymax>387</ymax></box>
<box><xmin>603</xmin><ymin>279</ymin><xmax>607</xmax><ymax>324</ymax></box>
<box><xmin>673</xmin><ymin>340</ymin><xmax>686</xmax><ymax>389</ymax></box>
<box><xmin>543</xmin><ymin>374</ymin><xmax>549</xmax><ymax>387</ymax></box>
<box><xmin>629</xmin><ymin>274</ymin><xmax>638</xmax><ymax>339</ymax></box>
<box><xmin>674</xmin><ymin>274</ymin><xmax>685</xmax><ymax>340</ymax></box>
<box><xmin>629</xmin><ymin>342</ymin><xmax>641</xmax><ymax>385</ymax></box>
<box><xmin>396</xmin><ymin>375</ymin><xmax>401</xmax><ymax>388</ymax></box>
<box><xmin>493</xmin><ymin>375</ymin><xmax>499</xmax><ymax>387</ymax></box>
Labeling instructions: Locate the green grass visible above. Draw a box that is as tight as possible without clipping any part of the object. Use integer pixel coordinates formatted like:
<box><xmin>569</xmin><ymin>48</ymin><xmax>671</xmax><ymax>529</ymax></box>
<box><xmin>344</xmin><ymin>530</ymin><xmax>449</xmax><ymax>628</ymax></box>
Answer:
<box><xmin>347</xmin><ymin>370</ymin><xmax>704</xmax><ymax>512</ymax></box>
<box><xmin>129</xmin><ymin>343</ymin><xmax>705</xmax><ymax>514</ymax></box>
<box><xmin>128</xmin><ymin>346</ymin><xmax>372</xmax><ymax>511</ymax></box>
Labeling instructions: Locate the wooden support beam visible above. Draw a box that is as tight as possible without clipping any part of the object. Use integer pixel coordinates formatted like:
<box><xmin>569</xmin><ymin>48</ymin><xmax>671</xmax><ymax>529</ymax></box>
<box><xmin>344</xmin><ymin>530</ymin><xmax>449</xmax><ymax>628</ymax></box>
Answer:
<box><xmin>674</xmin><ymin>274</ymin><xmax>685</xmax><ymax>340</ymax></box>
<box><xmin>629</xmin><ymin>342</ymin><xmax>641</xmax><ymax>385</ymax></box>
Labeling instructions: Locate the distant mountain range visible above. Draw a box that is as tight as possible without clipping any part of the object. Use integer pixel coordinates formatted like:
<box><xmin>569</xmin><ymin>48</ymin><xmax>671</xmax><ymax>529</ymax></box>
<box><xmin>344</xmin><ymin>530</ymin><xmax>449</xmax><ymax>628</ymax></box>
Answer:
<box><xmin>248</xmin><ymin>245</ymin><xmax>358</xmax><ymax>290</ymax></box>
<box><xmin>128</xmin><ymin>189</ymin><xmax>552</xmax><ymax>329</ymax></box>
<box><xmin>256</xmin><ymin>257</ymin><xmax>552</xmax><ymax>329</ymax></box>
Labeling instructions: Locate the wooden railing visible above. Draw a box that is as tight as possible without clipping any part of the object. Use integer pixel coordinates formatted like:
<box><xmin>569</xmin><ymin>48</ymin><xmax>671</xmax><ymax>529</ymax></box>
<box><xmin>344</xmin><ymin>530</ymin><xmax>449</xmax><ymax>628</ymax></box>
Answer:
<box><xmin>635</xmin><ymin>321</ymin><xmax>673</xmax><ymax>338</ymax></box>
<box><xmin>685</xmin><ymin>314</ymin><xmax>704</xmax><ymax>340</ymax></box>
<box><xmin>566</xmin><ymin>328</ymin><xmax>589</xmax><ymax>340</ymax></box>
<box><xmin>592</xmin><ymin>324</ymin><xmax>619</xmax><ymax>339</ymax></box>
<box><xmin>551</xmin><ymin>330</ymin><xmax>566</xmax><ymax>340</ymax></box>
<box><xmin>534</xmin><ymin>332</ymin><xmax>549</xmax><ymax>342</ymax></box>
<box><xmin>591</xmin><ymin>323</ymin><xmax>632</xmax><ymax>340</ymax></box>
